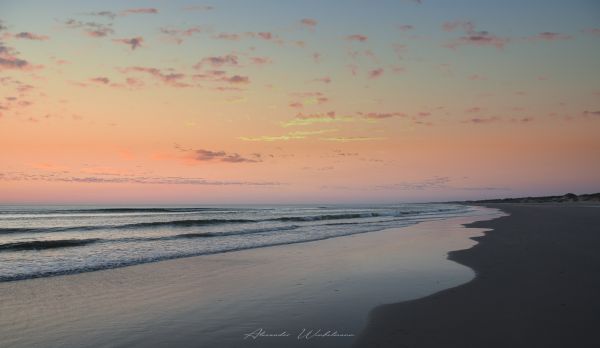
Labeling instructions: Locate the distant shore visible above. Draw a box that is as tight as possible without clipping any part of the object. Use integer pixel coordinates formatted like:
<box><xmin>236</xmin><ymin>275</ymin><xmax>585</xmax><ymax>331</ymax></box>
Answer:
<box><xmin>355</xmin><ymin>203</ymin><xmax>600</xmax><ymax>347</ymax></box>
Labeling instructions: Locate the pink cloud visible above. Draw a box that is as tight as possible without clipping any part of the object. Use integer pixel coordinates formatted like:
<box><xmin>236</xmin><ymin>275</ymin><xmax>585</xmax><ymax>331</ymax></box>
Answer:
<box><xmin>313</xmin><ymin>76</ymin><xmax>331</xmax><ymax>84</ymax></box>
<box><xmin>113</xmin><ymin>37</ymin><xmax>144</xmax><ymax>50</ymax></box>
<box><xmin>300</xmin><ymin>18</ymin><xmax>318</xmax><ymax>27</ymax></box>
<box><xmin>160</xmin><ymin>26</ymin><xmax>203</xmax><ymax>44</ymax></box>
<box><xmin>0</xmin><ymin>43</ymin><xmax>41</xmax><ymax>71</ymax></box>
<box><xmin>194</xmin><ymin>54</ymin><xmax>239</xmax><ymax>69</ymax></box>
<box><xmin>121</xmin><ymin>8</ymin><xmax>158</xmax><ymax>15</ymax></box>
<box><xmin>468</xmin><ymin>74</ymin><xmax>487</xmax><ymax>81</ymax></box>
<box><xmin>524</xmin><ymin>32</ymin><xmax>572</xmax><ymax>41</ymax></box>
<box><xmin>62</xmin><ymin>19</ymin><xmax>114</xmax><ymax>38</ymax></box>
<box><xmin>194</xmin><ymin>149</ymin><xmax>260</xmax><ymax>163</ymax></box>
<box><xmin>121</xmin><ymin>66</ymin><xmax>189</xmax><ymax>87</ymax></box>
<box><xmin>0</xmin><ymin>56</ymin><xmax>30</xmax><ymax>71</ymax></box>
<box><xmin>463</xmin><ymin>117</ymin><xmax>500</xmax><ymax>124</ymax></box>
<box><xmin>182</xmin><ymin>5</ymin><xmax>214</xmax><ymax>11</ymax></box>
<box><xmin>250</xmin><ymin>56</ymin><xmax>272</xmax><ymax>65</ymax></box>
<box><xmin>223</xmin><ymin>75</ymin><xmax>249</xmax><ymax>84</ymax></box>
<box><xmin>14</xmin><ymin>32</ymin><xmax>49</xmax><ymax>41</ymax></box>
<box><xmin>90</xmin><ymin>77</ymin><xmax>110</xmax><ymax>84</ymax></box>
<box><xmin>368</xmin><ymin>68</ymin><xmax>384</xmax><ymax>79</ymax></box>
<box><xmin>582</xmin><ymin>28</ymin><xmax>600</xmax><ymax>36</ymax></box>
<box><xmin>86</xmin><ymin>28</ymin><xmax>113</xmax><ymax>38</ymax></box>
<box><xmin>125</xmin><ymin>77</ymin><xmax>144</xmax><ymax>88</ymax></box>
<box><xmin>296</xmin><ymin>111</ymin><xmax>336</xmax><ymax>120</ymax></box>
<box><xmin>257</xmin><ymin>32</ymin><xmax>273</xmax><ymax>40</ymax></box>
<box><xmin>347</xmin><ymin>34</ymin><xmax>368</xmax><ymax>42</ymax></box>
<box><xmin>447</xmin><ymin>32</ymin><xmax>509</xmax><ymax>49</ymax></box>
<box><xmin>510</xmin><ymin>117</ymin><xmax>535</xmax><ymax>123</ymax></box>
<box><xmin>443</xmin><ymin>21</ymin><xmax>508</xmax><ymax>49</ymax></box>
<box><xmin>465</xmin><ymin>107</ymin><xmax>482</xmax><ymax>113</ymax></box>
<box><xmin>359</xmin><ymin>112</ymin><xmax>406</xmax><ymax>119</ymax></box>
<box><xmin>312</xmin><ymin>52</ymin><xmax>322</xmax><ymax>63</ymax></box>
<box><xmin>214</xmin><ymin>33</ymin><xmax>241</xmax><ymax>41</ymax></box>
<box><xmin>442</xmin><ymin>21</ymin><xmax>475</xmax><ymax>33</ymax></box>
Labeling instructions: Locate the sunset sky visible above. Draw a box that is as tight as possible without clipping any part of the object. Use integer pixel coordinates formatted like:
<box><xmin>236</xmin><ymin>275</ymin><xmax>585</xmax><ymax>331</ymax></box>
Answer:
<box><xmin>1</xmin><ymin>0</ymin><xmax>599</xmax><ymax>204</ymax></box>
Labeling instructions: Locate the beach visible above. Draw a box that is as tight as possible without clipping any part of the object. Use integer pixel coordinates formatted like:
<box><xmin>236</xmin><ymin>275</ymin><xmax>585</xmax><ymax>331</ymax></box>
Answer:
<box><xmin>355</xmin><ymin>203</ymin><xmax>600</xmax><ymax>347</ymax></box>
<box><xmin>0</xmin><ymin>207</ymin><xmax>500</xmax><ymax>348</ymax></box>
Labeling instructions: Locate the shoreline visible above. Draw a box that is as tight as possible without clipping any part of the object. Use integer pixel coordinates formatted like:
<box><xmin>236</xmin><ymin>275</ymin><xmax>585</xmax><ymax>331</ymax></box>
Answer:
<box><xmin>354</xmin><ymin>203</ymin><xmax>600</xmax><ymax>347</ymax></box>
<box><xmin>0</xmin><ymin>207</ymin><xmax>501</xmax><ymax>348</ymax></box>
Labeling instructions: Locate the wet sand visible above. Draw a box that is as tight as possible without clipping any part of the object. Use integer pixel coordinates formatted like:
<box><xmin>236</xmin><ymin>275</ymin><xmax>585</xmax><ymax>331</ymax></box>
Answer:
<box><xmin>0</xmin><ymin>208</ymin><xmax>500</xmax><ymax>348</ymax></box>
<box><xmin>355</xmin><ymin>204</ymin><xmax>600</xmax><ymax>348</ymax></box>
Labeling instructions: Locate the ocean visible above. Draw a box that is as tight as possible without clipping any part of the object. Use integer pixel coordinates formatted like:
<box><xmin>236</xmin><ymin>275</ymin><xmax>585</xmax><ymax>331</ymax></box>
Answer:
<box><xmin>0</xmin><ymin>203</ymin><xmax>475</xmax><ymax>282</ymax></box>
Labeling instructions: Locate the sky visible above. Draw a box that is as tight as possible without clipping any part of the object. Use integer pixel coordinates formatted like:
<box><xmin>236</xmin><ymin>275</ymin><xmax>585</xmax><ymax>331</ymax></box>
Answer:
<box><xmin>0</xmin><ymin>0</ymin><xmax>599</xmax><ymax>204</ymax></box>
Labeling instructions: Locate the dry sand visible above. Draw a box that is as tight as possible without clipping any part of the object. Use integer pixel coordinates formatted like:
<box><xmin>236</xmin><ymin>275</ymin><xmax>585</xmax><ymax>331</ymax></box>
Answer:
<box><xmin>355</xmin><ymin>204</ymin><xmax>600</xmax><ymax>348</ymax></box>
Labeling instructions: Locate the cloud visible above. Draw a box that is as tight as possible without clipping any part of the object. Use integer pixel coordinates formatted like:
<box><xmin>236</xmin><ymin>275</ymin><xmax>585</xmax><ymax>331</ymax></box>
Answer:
<box><xmin>0</xmin><ymin>41</ymin><xmax>39</xmax><ymax>71</ymax></box>
<box><xmin>443</xmin><ymin>21</ymin><xmax>509</xmax><ymax>49</ymax></box>
<box><xmin>240</xmin><ymin>129</ymin><xmax>336</xmax><ymax>142</ymax></box>
<box><xmin>194</xmin><ymin>54</ymin><xmax>239</xmax><ymax>69</ymax></box>
<box><xmin>90</xmin><ymin>77</ymin><xmax>110</xmax><ymax>84</ymax></box>
<box><xmin>347</xmin><ymin>34</ymin><xmax>368</xmax><ymax>42</ymax></box>
<box><xmin>283</xmin><ymin>111</ymin><xmax>347</xmax><ymax>127</ymax></box>
<box><xmin>448</xmin><ymin>32</ymin><xmax>509</xmax><ymax>49</ymax></box>
<box><xmin>465</xmin><ymin>107</ymin><xmax>482</xmax><ymax>113</ymax></box>
<box><xmin>0</xmin><ymin>171</ymin><xmax>280</xmax><ymax>186</ymax></box>
<box><xmin>463</xmin><ymin>116</ymin><xmax>500</xmax><ymax>124</ymax></box>
<box><xmin>183</xmin><ymin>5</ymin><xmax>214</xmax><ymax>11</ymax></box>
<box><xmin>223</xmin><ymin>75</ymin><xmax>249</xmax><ymax>84</ymax></box>
<box><xmin>398</xmin><ymin>25</ymin><xmax>414</xmax><ymax>32</ymax></box>
<box><xmin>312</xmin><ymin>76</ymin><xmax>331</xmax><ymax>84</ymax></box>
<box><xmin>0</xmin><ymin>56</ymin><xmax>29</xmax><ymax>70</ymax></box>
<box><xmin>62</xmin><ymin>19</ymin><xmax>114</xmax><ymax>37</ymax></box>
<box><xmin>583</xmin><ymin>110</ymin><xmax>600</xmax><ymax>116</ymax></box>
<box><xmin>250</xmin><ymin>56</ymin><xmax>272</xmax><ymax>65</ymax></box>
<box><xmin>524</xmin><ymin>32</ymin><xmax>572</xmax><ymax>42</ymax></box>
<box><xmin>582</xmin><ymin>28</ymin><xmax>600</xmax><ymax>36</ymax></box>
<box><xmin>194</xmin><ymin>149</ymin><xmax>261</xmax><ymax>163</ymax></box>
<box><xmin>288</xmin><ymin>91</ymin><xmax>330</xmax><ymax>108</ymax></box>
<box><xmin>358</xmin><ymin>112</ymin><xmax>406</xmax><ymax>119</ymax></box>
<box><xmin>160</xmin><ymin>26</ymin><xmax>203</xmax><ymax>44</ymax></box>
<box><xmin>120</xmin><ymin>66</ymin><xmax>189</xmax><ymax>87</ymax></box>
<box><xmin>14</xmin><ymin>32</ymin><xmax>49</xmax><ymax>41</ymax></box>
<box><xmin>191</xmin><ymin>70</ymin><xmax>249</xmax><ymax>86</ymax></box>
<box><xmin>510</xmin><ymin>117</ymin><xmax>535</xmax><ymax>123</ymax></box>
<box><xmin>442</xmin><ymin>21</ymin><xmax>475</xmax><ymax>33</ymax></box>
<box><xmin>323</xmin><ymin>136</ymin><xmax>385</xmax><ymax>142</ymax></box>
<box><xmin>113</xmin><ymin>37</ymin><xmax>144</xmax><ymax>50</ymax></box>
<box><xmin>258</xmin><ymin>32</ymin><xmax>274</xmax><ymax>40</ymax></box>
<box><xmin>312</xmin><ymin>52</ymin><xmax>321</xmax><ymax>63</ymax></box>
<box><xmin>125</xmin><ymin>77</ymin><xmax>144</xmax><ymax>88</ymax></box>
<box><xmin>213</xmin><ymin>33</ymin><xmax>242</xmax><ymax>41</ymax></box>
<box><xmin>300</xmin><ymin>18</ymin><xmax>318</xmax><ymax>28</ymax></box>
<box><xmin>211</xmin><ymin>31</ymin><xmax>283</xmax><ymax>44</ymax></box>
<box><xmin>84</xmin><ymin>11</ymin><xmax>117</xmax><ymax>19</ymax></box>
<box><xmin>120</xmin><ymin>8</ymin><xmax>159</xmax><ymax>15</ymax></box>
<box><xmin>368</xmin><ymin>68</ymin><xmax>384</xmax><ymax>79</ymax></box>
